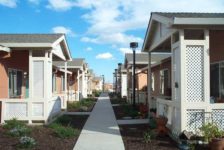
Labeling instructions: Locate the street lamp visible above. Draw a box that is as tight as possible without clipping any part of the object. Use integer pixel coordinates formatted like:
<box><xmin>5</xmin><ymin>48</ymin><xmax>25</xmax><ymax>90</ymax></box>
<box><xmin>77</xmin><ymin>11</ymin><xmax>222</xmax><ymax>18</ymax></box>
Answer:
<box><xmin>130</xmin><ymin>42</ymin><xmax>138</xmax><ymax>108</ymax></box>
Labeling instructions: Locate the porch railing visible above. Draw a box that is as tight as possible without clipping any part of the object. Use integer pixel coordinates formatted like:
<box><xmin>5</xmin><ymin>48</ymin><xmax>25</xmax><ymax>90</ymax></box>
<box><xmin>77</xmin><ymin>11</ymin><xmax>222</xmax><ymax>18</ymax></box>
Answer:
<box><xmin>0</xmin><ymin>96</ymin><xmax>61</xmax><ymax>124</ymax></box>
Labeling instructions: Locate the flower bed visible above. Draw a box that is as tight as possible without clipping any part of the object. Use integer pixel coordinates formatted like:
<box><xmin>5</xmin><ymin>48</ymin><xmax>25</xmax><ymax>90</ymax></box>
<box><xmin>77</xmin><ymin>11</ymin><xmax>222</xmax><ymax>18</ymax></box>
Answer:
<box><xmin>119</xmin><ymin>124</ymin><xmax>178</xmax><ymax>150</ymax></box>
<box><xmin>0</xmin><ymin>115</ymin><xmax>88</xmax><ymax>150</ymax></box>
<box><xmin>67</xmin><ymin>98</ymin><xmax>97</xmax><ymax>112</ymax></box>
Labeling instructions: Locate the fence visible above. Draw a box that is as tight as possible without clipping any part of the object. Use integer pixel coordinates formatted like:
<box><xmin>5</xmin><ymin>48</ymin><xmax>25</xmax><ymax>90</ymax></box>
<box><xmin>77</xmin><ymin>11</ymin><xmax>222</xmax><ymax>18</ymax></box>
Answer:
<box><xmin>0</xmin><ymin>96</ymin><xmax>61</xmax><ymax>124</ymax></box>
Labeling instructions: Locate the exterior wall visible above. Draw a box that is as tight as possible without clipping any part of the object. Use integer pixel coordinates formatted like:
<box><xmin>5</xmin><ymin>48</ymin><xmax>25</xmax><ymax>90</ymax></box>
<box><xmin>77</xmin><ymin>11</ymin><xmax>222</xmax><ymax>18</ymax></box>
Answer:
<box><xmin>151</xmin><ymin>58</ymin><xmax>171</xmax><ymax>97</ymax></box>
<box><xmin>136</xmin><ymin>72</ymin><xmax>147</xmax><ymax>91</ymax></box>
<box><xmin>55</xmin><ymin>71</ymin><xmax>64</xmax><ymax>94</ymax></box>
<box><xmin>210</xmin><ymin>30</ymin><xmax>224</xmax><ymax>63</ymax></box>
<box><xmin>0</xmin><ymin>50</ymin><xmax>29</xmax><ymax>99</ymax></box>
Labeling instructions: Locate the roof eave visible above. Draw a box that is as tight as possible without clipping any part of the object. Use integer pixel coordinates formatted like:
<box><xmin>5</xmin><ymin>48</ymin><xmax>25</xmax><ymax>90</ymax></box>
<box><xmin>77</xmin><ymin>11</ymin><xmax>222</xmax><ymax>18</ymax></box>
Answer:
<box><xmin>174</xmin><ymin>17</ymin><xmax>224</xmax><ymax>25</ymax></box>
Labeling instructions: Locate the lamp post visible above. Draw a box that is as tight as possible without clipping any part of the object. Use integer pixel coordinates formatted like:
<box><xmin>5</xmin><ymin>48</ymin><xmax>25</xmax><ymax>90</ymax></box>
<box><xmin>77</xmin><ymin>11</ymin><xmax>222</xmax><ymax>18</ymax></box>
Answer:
<box><xmin>130</xmin><ymin>42</ymin><xmax>138</xmax><ymax>108</ymax></box>
<box><xmin>115</xmin><ymin>69</ymin><xmax>118</xmax><ymax>94</ymax></box>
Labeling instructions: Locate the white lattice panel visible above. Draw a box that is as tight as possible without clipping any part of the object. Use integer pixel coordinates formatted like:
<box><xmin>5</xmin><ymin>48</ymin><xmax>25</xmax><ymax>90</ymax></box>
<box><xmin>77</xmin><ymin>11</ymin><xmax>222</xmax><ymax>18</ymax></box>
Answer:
<box><xmin>32</xmin><ymin>103</ymin><xmax>44</xmax><ymax>117</ymax></box>
<box><xmin>5</xmin><ymin>102</ymin><xmax>28</xmax><ymax>118</ymax></box>
<box><xmin>212</xmin><ymin>109</ymin><xmax>224</xmax><ymax>130</ymax></box>
<box><xmin>186</xmin><ymin>46</ymin><xmax>204</xmax><ymax>102</ymax></box>
<box><xmin>186</xmin><ymin>109</ymin><xmax>204</xmax><ymax>132</ymax></box>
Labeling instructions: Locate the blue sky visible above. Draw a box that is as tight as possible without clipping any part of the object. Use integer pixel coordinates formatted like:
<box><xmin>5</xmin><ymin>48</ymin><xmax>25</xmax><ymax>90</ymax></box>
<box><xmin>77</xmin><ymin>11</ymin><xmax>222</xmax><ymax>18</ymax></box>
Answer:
<box><xmin>0</xmin><ymin>0</ymin><xmax>224</xmax><ymax>83</ymax></box>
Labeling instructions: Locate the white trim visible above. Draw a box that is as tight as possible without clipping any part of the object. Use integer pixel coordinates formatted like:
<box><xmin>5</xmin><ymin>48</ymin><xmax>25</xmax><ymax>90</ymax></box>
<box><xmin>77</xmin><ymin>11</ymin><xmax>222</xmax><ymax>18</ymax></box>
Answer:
<box><xmin>0</xmin><ymin>45</ymin><xmax>11</xmax><ymax>52</ymax></box>
<box><xmin>0</xmin><ymin>43</ymin><xmax>52</xmax><ymax>47</ymax></box>
<box><xmin>174</xmin><ymin>18</ymin><xmax>224</xmax><ymax>25</ymax></box>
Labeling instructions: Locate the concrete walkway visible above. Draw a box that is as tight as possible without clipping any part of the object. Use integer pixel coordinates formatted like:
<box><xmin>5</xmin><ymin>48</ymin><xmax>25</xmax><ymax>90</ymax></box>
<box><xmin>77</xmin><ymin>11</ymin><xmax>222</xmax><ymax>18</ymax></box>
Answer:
<box><xmin>73</xmin><ymin>93</ymin><xmax>125</xmax><ymax>150</ymax></box>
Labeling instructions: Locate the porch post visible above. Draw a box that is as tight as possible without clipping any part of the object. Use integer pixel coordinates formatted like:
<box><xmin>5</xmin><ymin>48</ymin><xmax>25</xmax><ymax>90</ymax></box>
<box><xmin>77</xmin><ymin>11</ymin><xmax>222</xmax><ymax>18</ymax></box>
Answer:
<box><xmin>77</xmin><ymin>70</ymin><xmax>80</xmax><ymax>101</ymax></box>
<box><xmin>126</xmin><ymin>66</ymin><xmax>129</xmax><ymax>103</ymax></box>
<box><xmin>64</xmin><ymin>61</ymin><xmax>67</xmax><ymax>94</ymax></box>
<box><xmin>147</xmin><ymin>51</ymin><xmax>151</xmax><ymax>110</ymax></box>
<box><xmin>81</xmin><ymin>69</ymin><xmax>85</xmax><ymax>99</ymax></box>
<box><xmin>29</xmin><ymin>50</ymin><xmax>33</xmax><ymax>98</ymax></box>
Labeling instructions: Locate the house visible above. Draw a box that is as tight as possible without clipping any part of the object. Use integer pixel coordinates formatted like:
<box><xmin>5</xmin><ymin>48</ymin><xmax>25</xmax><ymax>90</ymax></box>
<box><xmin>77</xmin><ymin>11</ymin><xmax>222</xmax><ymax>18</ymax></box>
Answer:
<box><xmin>92</xmin><ymin>76</ymin><xmax>103</xmax><ymax>91</ymax></box>
<box><xmin>142</xmin><ymin>12</ymin><xmax>224</xmax><ymax>138</ymax></box>
<box><xmin>0</xmin><ymin>34</ymin><xmax>72</xmax><ymax>124</ymax></box>
<box><xmin>123</xmin><ymin>52</ymin><xmax>170</xmax><ymax>104</ymax></box>
<box><xmin>53</xmin><ymin>58</ymin><xmax>89</xmax><ymax>101</ymax></box>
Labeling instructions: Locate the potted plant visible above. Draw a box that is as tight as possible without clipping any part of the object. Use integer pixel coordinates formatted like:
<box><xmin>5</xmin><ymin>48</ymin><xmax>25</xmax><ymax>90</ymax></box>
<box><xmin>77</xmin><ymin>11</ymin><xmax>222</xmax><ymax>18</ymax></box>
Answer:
<box><xmin>199</xmin><ymin>123</ymin><xmax>224</xmax><ymax>150</ymax></box>
<box><xmin>155</xmin><ymin>115</ymin><xmax>168</xmax><ymax>136</ymax></box>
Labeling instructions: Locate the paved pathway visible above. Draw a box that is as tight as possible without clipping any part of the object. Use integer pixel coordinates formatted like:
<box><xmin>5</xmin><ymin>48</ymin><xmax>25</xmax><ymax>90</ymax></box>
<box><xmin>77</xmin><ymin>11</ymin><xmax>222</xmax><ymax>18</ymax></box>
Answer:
<box><xmin>73</xmin><ymin>93</ymin><xmax>125</xmax><ymax>150</ymax></box>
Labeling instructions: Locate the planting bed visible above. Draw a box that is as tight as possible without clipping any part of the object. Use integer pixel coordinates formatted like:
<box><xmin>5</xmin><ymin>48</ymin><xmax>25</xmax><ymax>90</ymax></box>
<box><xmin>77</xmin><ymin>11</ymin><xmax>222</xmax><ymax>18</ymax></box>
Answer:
<box><xmin>0</xmin><ymin>115</ymin><xmax>88</xmax><ymax>150</ymax></box>
<box><xmin>67</xmin><ymin>98</ymin><xmax>97</xmax><ymax>112</ymax></box>
<box><xmin>119</xmin><ymin>124</ymin><xmax>178</xmax><ymax>150</ymax></box>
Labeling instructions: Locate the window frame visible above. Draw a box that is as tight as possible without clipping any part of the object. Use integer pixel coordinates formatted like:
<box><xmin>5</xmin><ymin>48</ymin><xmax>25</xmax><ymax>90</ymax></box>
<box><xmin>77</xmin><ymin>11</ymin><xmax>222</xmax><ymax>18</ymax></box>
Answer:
<box><xmin>8</xmin><ymin>68</ymin><xmax>23</xmax><ymax>98</ymax></box>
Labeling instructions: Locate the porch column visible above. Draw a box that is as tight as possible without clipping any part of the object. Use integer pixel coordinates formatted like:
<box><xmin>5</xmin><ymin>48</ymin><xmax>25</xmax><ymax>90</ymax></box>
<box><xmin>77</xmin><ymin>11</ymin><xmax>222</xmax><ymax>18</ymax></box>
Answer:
<box><xmin>29</xmin><ymin>50</ymin><xmax>33</xmax><ymax>98</ymax></box>
<box><xmin>126</xmin><ymin>67</ymin><xmax>129</xmax><ymax>101</ymax></box>
<box><xmin>81</xmin><ymin>69</ymin><xmax>85</xmax><ymax>99</ymax></box>
<box><xmin>77</xmin><ymin>70</ymin><xmax>80</xmax><ymax>101</ymax></box>
<box><xmin>147</xmin><ymin>52</ymin><xmax>151</xmax><ymax>110</ymax></box>
<box><xmin>64</xmin><ymin>61</ymin><xmax>67</xmax><ymax>94</ymax></box>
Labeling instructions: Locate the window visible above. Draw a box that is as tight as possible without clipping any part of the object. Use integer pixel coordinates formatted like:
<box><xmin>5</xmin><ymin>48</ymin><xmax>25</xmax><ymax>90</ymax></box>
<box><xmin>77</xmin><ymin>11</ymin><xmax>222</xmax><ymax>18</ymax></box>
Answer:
<box><xmin>184</xmin><ymin>29</ymin><xmax>204</xmax><ymax>40</ymax></box>
<box><xmin>52</xmin><ymin>73</ymin><xmax>56</xmax><ymax>92</ymax></box>
<box><xmin>8</xmin><ymin>69</ymin><xmax>23</xmax><ymax>98</ymax></box>
<box><xmin>151</xmin><ymin>73</ymin><xmax>155</xmax><ymax>92</ymax></box>
<box><xmin>210</xmin><ymin>62</ymin><xmax>224</xmax><ymax>102</ymax></box>
<box><xmin>160</xmin><ymin>69</ymin><xmax>169</xmax><ymax>95</ymax></box>
<box><xmin>61</xmin><ymin>75</ymin><xmax>65</xmax><ymax>91</ymax></box>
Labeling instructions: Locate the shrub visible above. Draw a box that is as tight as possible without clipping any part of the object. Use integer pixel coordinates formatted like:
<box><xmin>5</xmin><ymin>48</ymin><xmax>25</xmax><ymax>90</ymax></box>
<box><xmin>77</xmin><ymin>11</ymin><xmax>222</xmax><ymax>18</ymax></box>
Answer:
<box><xmin>49</xmin><ymin>123</ymin><xmax>79</xmax><ymax>138</ymax></box>
<box><xmin>18</xmin><ymin>136</ymin><xmax>36</xmax><ymax>149</ymax></box>
<box><xmin>9</xmin><ymin>126</ymin><xmax>31</xmax><ymax>137</ymax></box>
<box><xmin>3</xmin><ymin>118</ymin><xmax>26</xmax><ymax>130</ymax></box>
<box><xmin>143</xmin><ymin>130</ymin><xmax>157</xmax><ymax>143</ymax></box>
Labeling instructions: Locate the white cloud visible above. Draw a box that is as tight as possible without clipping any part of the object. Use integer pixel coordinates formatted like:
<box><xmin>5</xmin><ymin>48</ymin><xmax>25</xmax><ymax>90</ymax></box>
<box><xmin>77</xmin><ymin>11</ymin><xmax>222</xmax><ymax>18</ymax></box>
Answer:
<box><xmin>96</xmin><ymin>52</ymin><xmax>113</xmax><ymax>59</ymax></box>
<box><xmin>52</xmin><ymin>26</ymin><xmax>75</xmax><ymax>37</ymax></box>
<box><xmin>81</xmin><ymin>33</ymin><xmax>143</xmax><ymax>46</ymax></box>
<box><xmin>28</xmin><ymin>0</ymin><xmax>40</xmax><ymax>5</ymax></box>
<box><xmin>47</xmin><ymin>0</ymin><xmax>76</xmax><ymax>11</ymax></box>
<box><xmin>0</xmin><ymin>0</ymin><xmax>17</xmax><ymax>8</ymax></box>
<box><xmin>85</xmin><ymin>47</ymin><xmax>92</xmax><ymax>51</ymax></box>
<box><xmin>119</xmin><ymin>48</ymin><xmax>141</xmax><ymax>55</ymax></box>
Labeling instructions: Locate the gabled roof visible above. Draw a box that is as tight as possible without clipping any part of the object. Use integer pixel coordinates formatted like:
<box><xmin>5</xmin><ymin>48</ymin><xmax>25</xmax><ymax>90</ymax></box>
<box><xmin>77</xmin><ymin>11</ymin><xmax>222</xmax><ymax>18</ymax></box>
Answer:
<box><xmin>53</xmin><ymin>58</ymin><xmax>86</xmax><ymax>69</ymax></box>
<box><xmin>0</xmin><ymin>34</ymin><xmax>63</xmax><ymax>43</ymax></box>
<box><xmin>0</xmin><ymin>34</ymin><xmax>72</xmax><ymax>60</ymax></box>
<box><xmin>68</xmin><ymin>58</ymin><xmax>85</xmax><ymax>67</ymax></box>
<box><xmin>142</xmin><ymin>12</ymin><xmax>224</xmax><ymax>52</ymax></box>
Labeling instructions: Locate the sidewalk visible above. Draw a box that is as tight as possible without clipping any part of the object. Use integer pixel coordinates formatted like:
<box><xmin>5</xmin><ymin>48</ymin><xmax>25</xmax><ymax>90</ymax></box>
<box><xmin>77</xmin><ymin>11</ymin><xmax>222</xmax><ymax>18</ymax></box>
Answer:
<box><xmin>73</xmin><ymin>93</ymin><xmax>125</xmax><ymax>150</ymax></box>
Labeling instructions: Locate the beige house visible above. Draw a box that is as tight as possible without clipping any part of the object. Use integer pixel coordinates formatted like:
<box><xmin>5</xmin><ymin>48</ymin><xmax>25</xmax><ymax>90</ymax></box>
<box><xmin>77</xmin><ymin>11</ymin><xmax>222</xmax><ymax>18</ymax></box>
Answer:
<box><xmin>143</xmin><ymin>12</ymin><xmax>224</xmax><ymax>138</ymax></box>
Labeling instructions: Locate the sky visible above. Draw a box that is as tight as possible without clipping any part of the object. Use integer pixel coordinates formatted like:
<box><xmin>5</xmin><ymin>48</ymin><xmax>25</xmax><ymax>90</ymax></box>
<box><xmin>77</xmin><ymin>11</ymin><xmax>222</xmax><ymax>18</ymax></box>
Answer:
<box><xmin>0</xmin><ymin>0</ymin><xmax>224</xmax><ymax>83</ymax></box>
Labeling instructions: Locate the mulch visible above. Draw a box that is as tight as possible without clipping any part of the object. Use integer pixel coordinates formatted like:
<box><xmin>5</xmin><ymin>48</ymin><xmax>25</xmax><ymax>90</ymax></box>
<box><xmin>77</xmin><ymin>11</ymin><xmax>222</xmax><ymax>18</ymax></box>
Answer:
<box><xmin>119</xmin><ymin>124</ymin><xmax>179</xmax><ymax>150</ymax></box>
<box><xmin>0</xmin><ymin>115</ymin><xmax>88</xmax><ymax>150</ymax></box>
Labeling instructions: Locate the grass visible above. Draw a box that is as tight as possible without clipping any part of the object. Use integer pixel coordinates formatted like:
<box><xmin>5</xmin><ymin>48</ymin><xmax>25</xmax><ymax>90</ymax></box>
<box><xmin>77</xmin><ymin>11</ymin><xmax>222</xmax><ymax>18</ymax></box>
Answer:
<box><xmin>3</xmin><ymin>118</ymin><xmax>26</xmax><ymax>130</ymax></box>
<box><xmin>49</xmin><ymin>123</ymin><xmax>79</xmax><ymax>138</ymax></box>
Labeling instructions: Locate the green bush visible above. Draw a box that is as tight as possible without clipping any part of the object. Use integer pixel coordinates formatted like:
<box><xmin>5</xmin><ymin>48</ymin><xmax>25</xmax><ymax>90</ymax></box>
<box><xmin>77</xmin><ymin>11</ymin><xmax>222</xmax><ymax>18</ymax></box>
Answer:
<box><xmin>143</xmin><ymin>130</ymin><xmax>157</xmax><ymax>143</ymax></box>
<box><xmin>9</xmin><ymin>126</ymin><xmax>31</xmax><ymax>137</ymax></box>
<box><xmin>18</xmin><ymin>136</ymin><xmax>36</xmax><ymax>149</ymax></box>
<box><xmin>67</xmin><ymin>98</ymin><xmax>95</xmax><ymax>111</ymax></box>
<box><xmin>49</xmin><ymin>123</ymin><xmax>79</xmax><ymax>138</ymax></box>
<box><xmin>3</xmin><ymin>118</ymin><xmax>26</xmax><ymax>130</ymax></box>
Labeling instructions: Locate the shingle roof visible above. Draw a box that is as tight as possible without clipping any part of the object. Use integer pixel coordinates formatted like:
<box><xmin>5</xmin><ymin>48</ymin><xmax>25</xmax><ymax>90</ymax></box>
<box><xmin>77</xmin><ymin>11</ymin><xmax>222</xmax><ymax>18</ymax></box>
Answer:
<box><xmin>125</xmin><ymin>53</ymin><xmax>171</xmax><ymax>65</ymax></box>
<box><xmin>0</xmin><ymin>34</ymin><xmax>63</xmax><ymax>43</ymax></box>
<box><xmin>67</xmin><ymin>58</ymin><xmax>85</xmax><ymax>67</ymax></box>
<box><xmin>153</xmin><ymin>12</ymin><xmax>224</xmax><ymax>18</ymax></box>
<box><xmin>125</xmin><ymin>53</ymin><xmax>148</xmax><ymax>64</ymax></box>
<box><xmin>53</xmin><ymin>58</ymin><xmax>85</xmax><ymax>68</ymax></box>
